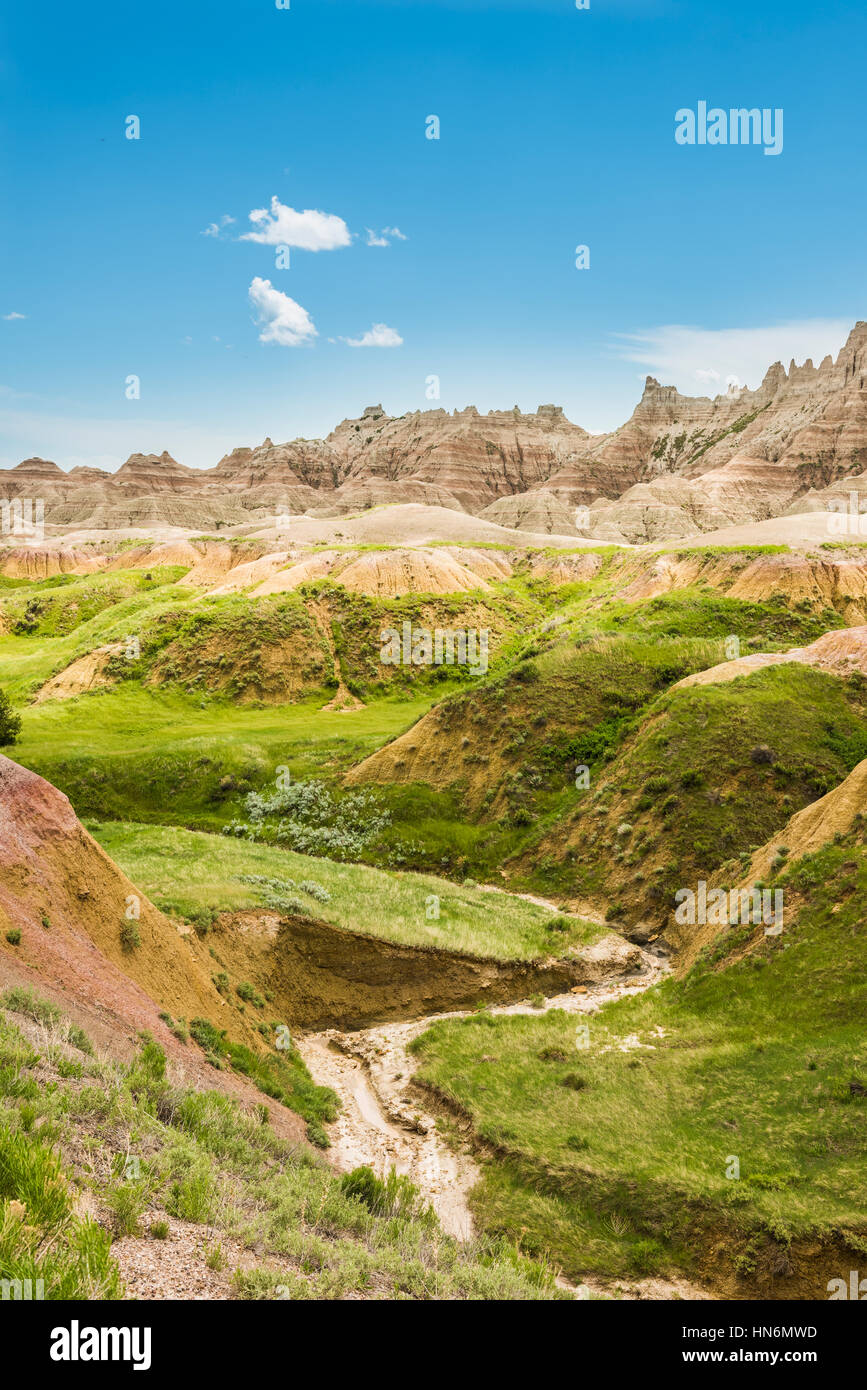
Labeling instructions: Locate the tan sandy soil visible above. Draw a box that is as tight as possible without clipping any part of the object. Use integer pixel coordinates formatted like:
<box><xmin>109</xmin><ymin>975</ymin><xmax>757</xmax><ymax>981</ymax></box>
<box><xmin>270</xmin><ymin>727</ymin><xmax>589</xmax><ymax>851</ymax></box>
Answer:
<box><xmin>205</xmin><ymin>550</ymin><xmax>292</xmax><ymax>594</ymax></box>
<box><xmin>299</xmin><ymin>945</ymin><xmax>666</xmax><ymax>1243</ymax></box>
<box><xmin>441</xmin><ymin>547</ymin><xmax>515</xmax><ymax>580</ymax></box>
<box><xmin>675</xmin><ymin>754</ymin><xmax>867</xmax><ymax>965</ymax></box>
<box><xmin>0</xmin><ymin>545</ymin><xmax>107</xmax><ymax>579</ymax></box>
<box><xmin>334</xmin><ymin>548</ymin><xmax>491</xmax><ymax>596</ymax></box>
<box><xmin>250</xmin><ymin>550</ymin><xmax>343</xmax><ymax>594</ymax></box>
<box><xmin>104</xmin><ymin>539</ymin><xmax>201</xmax><ymax>571</ymax></box>
<box><xmin>242</xmin><ymin>503</ymin><xmax>591</xmax><ymax>549</ymax></box>
<box><xmin>675</xmin><ymin>623</ymin><xmax>867</xmax><ymax>690</ymax></box>
<box><xmin>674</xmin><ymin>510</ymin><xmax>847</xmax><ymax>550</ymax></box>
<box><xmin>34</xmin><ymin>642</ymin><xmax>124</xmax><ymax>702</ymax></box>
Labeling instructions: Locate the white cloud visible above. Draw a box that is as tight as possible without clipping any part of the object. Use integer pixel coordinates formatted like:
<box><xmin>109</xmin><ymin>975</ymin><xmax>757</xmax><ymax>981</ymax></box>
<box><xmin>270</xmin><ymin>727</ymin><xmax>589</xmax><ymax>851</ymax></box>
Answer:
<box><xmin>3</xmin><ymin>312</ymin><xmax>27</xmax><ymax>321</ymax></box>
<box><xmin>248</xmin><ymin>277</ymin><xmax>317</xmax><ymax>347</ymax></box>
<box><xmin>365</xmin><ymin>226</ymin><xmax>408</xmax><ymax>247</ymax></box>
<box><xmin>340</xmin><ymin>323</ymin><xmax>403</xmax><ymax>348</ymax></box>
<box><xmin>202</xmin><ymin>214</ymin><xmax>236</xmax><ymax>238</ymax></box>
<box><xmin>612</xmin><ymin>319</ymin><xmax>853</xmax><ymax>393</ymax></box>
<box><xmin>242</xmin><ymin>197</ymin><xmax>351</xmax><ymax>251</ymax></box>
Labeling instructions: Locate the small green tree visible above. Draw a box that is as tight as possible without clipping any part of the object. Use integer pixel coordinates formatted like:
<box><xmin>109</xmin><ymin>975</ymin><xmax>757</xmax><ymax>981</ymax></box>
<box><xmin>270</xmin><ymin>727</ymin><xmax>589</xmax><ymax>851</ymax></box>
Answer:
<box><xmin>0</xmin><ymin>688</ymin><xmax>21</xmax><ymax>747</ymax></box>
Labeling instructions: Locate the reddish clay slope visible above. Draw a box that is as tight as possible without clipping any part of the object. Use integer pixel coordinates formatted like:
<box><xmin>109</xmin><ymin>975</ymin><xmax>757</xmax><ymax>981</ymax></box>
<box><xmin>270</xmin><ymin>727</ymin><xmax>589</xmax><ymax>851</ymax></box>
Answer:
<box><xmin>0</xmin><ymin>756</ymin><xmax>303</xmax><ymax>1129</ymax></box>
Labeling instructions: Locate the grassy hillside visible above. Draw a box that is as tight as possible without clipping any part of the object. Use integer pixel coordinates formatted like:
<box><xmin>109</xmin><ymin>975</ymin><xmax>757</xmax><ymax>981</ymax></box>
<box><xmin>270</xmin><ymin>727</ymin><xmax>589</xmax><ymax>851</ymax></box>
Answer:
<box><xmin>89</xmin><ymin>823</ymin><xmax>603</xmax><ymax>961</ymax></box>
<box><xmin>0</xmin><ymin>568</ymin><xmax>537</xmax><ymax>708</ymax></box>
<box><xmin>7</xmin><ymin>689</ymin><xmax>434</xmax><ymax>827</ymax></box>
<box><xmin>0</xmin><ymin>992</ymin><xmax>565</xmax><ymax>1300</ymax></box>
<box><xmin>410</xmin><ymin>826</ymin><xmax>867</xmax><ymax>1294</ymax></box>
<box><xmin>519</xmin><ymin>662</ymin><xmax>867</xmax><ymax>933</ymax></box>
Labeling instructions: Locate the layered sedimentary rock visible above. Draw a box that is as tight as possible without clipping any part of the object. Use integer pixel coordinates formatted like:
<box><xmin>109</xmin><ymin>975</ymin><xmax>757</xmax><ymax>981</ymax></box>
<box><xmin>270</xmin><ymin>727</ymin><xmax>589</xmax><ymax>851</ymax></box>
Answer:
<box><xmin>2</xmin><ymin>323</ymin><xmax>866</xmax><ymax>539</ymax></box>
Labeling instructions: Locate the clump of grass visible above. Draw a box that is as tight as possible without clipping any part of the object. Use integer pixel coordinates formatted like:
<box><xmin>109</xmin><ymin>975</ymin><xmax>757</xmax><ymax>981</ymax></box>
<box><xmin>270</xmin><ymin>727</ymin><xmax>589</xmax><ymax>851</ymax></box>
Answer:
<box><xmin>236</xmin><ymin>982</ymin><xmax>265</xmax><ymax>1009</ymax></box>
<box><xmin>205</xmin><ymin>1242</ymin><xmax>227</xmax><ymax>1271</ymax></box>
<box><xmin>166</xmin><ymin>1167</ymin><xmax>216</xmax><ymax>1224</ymax></box>
<box><xmin>559</xmin><ymin>1073</ymin><xmax>589</xmax><ymax>1092</ymax></box>
<box><xmin>188</xmin><ymin>1018</ymin><xmax>338</xmax><ymax>1129</ymax></box>
<box><xmin>1</xmin><ymin>987</ymin><xmax>92</xmax><ymax>1054</ymax></box>
<box><xmin>106</xmin><ymin>1181</ymin><xmax>148</xmax><ymax>1236</ymax></box>
<box><xmin>340</xmin><ymin>1166</ymin><xmax>436</xmax><ymax>1228</ymax></box>
<box><xmin>158</xmin><ymin>1012</ymin><xmax>189</xmax><ymax>1044</ymax></box>
<box><xmin>119</xmin><ymin>921</ymin><xmax>141</xmax><ymax>952</ymax></box>
<box><xmin>0</xmin><ymin>1125</ymin><xmax>121</xmax><ymax>1299</ymax></box>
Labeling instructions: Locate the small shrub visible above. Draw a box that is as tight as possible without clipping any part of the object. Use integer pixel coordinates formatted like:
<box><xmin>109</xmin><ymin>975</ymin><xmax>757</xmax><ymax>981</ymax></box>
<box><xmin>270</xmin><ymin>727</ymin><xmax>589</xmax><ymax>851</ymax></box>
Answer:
<box><xmin>560</xmin><ymin>1073</ymin><xmax>589</xmax><ymax>1092</ymax></box>
<box><xmin>630</xmin><ymin>1238</ymin><xmax>664</xmax><ymax>1274</ymax></box>
<box><xmin>545</xmin><ymin>916</ymin><xmax>570</xmax><ymax>934</ymax></box>
<box><xmin>306</xmin><ymin>1120</ymin><xmax>330</xmax><ymax>1149</ymax></box>
<box><xmin>167</xmin><ymin>1168</ymin><xmax>216</xmax><ymax>1223</ymax></box>
<box><xmin>119</xmin><ymin>921</ymin><xmax>141</xmax><ymax>952</ymax></box>
<box><xmin>0</xmin><ymin>687</ymin><xmax>21</xmax><ymax>747</ymax></box>
<box><xmin>106</xmin><ymin>1182</ymin><xmax>148</xmax><ymax>1237</ymax></box>
<box><xmin>679</xmin><ymin>769</ymin><xmax>704</xmax><ymax>789</ymax></box>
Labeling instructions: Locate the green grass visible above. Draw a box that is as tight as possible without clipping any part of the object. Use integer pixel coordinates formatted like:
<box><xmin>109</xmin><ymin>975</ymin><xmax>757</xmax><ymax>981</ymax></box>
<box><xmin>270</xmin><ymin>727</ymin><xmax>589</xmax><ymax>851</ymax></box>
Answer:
<box><xmin>0</xmin><ymin>996</ymin><xmax>567</xmax><ymax>1300</ymax></box>
<box><xmin>411</xmin><ymin>831</ymin><xmax>867</xmax><ymax>1287</ymax></box>
<box><xmin>584</xmin><ymin>587</ymin><xmax>842</xmax><ymax>647</ymax></box>
<box><xmin>185</xmin><ymin>1017</ymin><xmax>339</xmax><ymax>1142</ymax></box>
<box><xmin>88</xmin><ymin>822</ymin><xmax>604</xmax><ymax>961</ymax></box>
<box><xmin>0</xmin><ymin>1013</ymin><xmax>121</xmax><ymax>1299</ymax></box>
<box><xmin>9</xmin><ymin>686</ymin><xmax>435</xmax><ymax>827</ymax></box>
<box><xmin>527</xmin><ymin>661</ymin><xmax>867</xmax><ymax>918</ymax></box>
<box><xmin>1</xmin><ymin>567</ymin><xmax>190</xmax><ymax>639</ymax></box>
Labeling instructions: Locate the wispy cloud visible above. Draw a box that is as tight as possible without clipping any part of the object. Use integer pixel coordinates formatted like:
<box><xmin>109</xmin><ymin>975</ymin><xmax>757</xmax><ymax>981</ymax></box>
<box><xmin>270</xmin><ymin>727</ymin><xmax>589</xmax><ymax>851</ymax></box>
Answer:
<box><xmin>365</xmin><ymin>226</ymin><xmax>407</xmax><ymax>247</ymax></box>
<box><xmin>3</xmin><ymin>312</ymin><xmax>27</xmax><ymax>321</ymax></box>
<box><xmin>202</xmin><ymin>214</ymin><xmax>236</xmax><ymax>238</ymax></box>
<box><xmin>340</xmin><ymin>323</ymin><xmax>403</xmax><ymax>348</ymax></box>
<box><xmin>612</xmin><ymin>319</ymin><xmax>853</xmax><ymax>393</ymax></box>
<box><xmin>241</xmin><ymin>197</ymin><xmax>351</xmax><ymax>251</ymax></box>
<box><xmin>248</xmin><ymin>277</ymin><xmax>317</xmax><ymax>346</ymax></box>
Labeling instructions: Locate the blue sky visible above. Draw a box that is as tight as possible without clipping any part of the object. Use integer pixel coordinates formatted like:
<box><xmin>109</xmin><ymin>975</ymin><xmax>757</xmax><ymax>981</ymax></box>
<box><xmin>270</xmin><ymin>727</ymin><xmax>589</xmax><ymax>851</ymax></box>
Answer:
<box><xmin>0</xmin><ymin>0</ymin><xmax>865</xmax><ymax>470</ymax></box>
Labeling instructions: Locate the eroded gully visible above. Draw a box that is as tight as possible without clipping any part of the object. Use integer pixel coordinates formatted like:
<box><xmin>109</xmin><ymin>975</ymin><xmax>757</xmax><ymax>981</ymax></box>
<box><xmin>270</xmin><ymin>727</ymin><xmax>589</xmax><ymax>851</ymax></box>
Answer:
<box><xmin>296</xmin><ymin>909</ymin><xmax>708</xmax><ymax>1298</ymax></box>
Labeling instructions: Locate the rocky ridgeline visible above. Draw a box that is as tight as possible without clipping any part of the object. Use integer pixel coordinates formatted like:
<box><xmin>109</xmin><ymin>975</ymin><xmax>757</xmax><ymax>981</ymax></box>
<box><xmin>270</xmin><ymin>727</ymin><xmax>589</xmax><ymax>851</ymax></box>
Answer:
<box><xmin>3</xmin><ymin>323</ymin><xmax>867</xmax><ymax>541</ymax></box>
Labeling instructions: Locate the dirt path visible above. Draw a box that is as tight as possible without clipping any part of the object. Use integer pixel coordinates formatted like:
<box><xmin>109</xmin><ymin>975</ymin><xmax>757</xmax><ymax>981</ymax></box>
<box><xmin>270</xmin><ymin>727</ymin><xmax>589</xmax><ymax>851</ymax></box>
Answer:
<box><xmin>298</xmin><ymin>942</ymin><xmax>670</xmax><ymax>1246</ymax></box>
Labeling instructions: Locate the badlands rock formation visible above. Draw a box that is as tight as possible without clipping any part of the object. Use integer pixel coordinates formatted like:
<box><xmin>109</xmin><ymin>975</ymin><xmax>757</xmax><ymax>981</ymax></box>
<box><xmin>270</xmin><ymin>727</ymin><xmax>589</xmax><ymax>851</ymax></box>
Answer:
<box><xmin>2</xmin><ymin>323</ymin><xmax>866</xmax><ymax>542</ymax></box>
